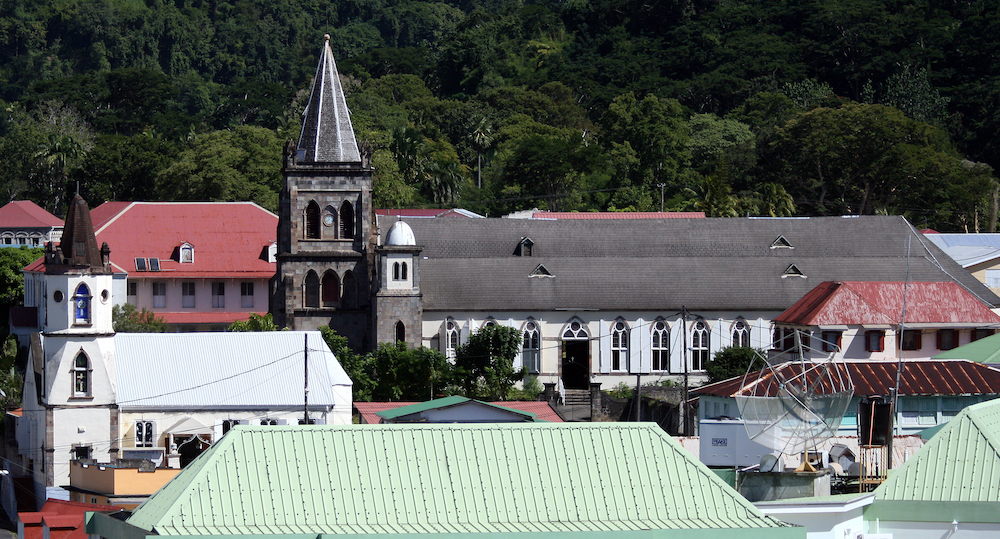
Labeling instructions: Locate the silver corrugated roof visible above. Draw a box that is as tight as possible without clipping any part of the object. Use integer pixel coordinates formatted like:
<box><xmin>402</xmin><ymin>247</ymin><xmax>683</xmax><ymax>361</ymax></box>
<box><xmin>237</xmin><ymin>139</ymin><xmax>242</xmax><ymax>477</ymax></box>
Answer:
<box><xmin>114</xmin><ymin>331</ymin><xmax>350</xmax><ymax>411</ymax></box>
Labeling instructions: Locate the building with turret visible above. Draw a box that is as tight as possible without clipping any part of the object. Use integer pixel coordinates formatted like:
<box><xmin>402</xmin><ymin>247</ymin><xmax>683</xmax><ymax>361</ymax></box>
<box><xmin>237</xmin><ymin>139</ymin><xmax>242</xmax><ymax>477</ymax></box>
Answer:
<box><xmin>276</xmin><ymin>37</ymin><xmax>1000</xmax><ymax>409</ymax></box>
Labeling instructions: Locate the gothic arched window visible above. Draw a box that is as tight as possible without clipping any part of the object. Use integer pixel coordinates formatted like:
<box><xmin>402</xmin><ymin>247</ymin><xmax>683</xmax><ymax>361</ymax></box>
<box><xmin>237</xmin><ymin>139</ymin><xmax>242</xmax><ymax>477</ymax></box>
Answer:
<box><xmin>611</xmin><ymin>319</ymin><xmax>629</xmax><ymax>372</ymax></box>
<box><xmin>73</xmin><ymin>352</ymin><xmax>90</xmax><ymax>397</ymax></box>
<box><xmin>74</xmin><ymin>283</ymin><xmax>91</xmax><ymax>324</ymax></box>
<box><xmin>395</xmin><ymin>321</ymin><xmax>406</xmax><ymax>343</ymax></box>
<box><xmin>522</xmin><ymin>320</ymin><xmax>540</xmax><ymax>374</ymax></box>
<box><xmin>733</xmin><ymin>318</ymin><xmax>750</xmax><ymax>348</ymax></box>
<box><xmin>304</xmin><ymin>271</ymin><xmax>320</xmax><ymax>308</ymax></box>
<box><xmin>305</xmin><ymin>201</ymin><xmax>321</xmax><ymax>239</ymax></box>
<box><xmin>652</xmin><ymin>319</ymin><xmax>670</xmax><ymax>372</ymax></box>
<box><xmin>691</xmin><ymin>319</ymin><xmax>710</xmax><ymax>371</ymax></box>
<box><xmin>322</xmin><ymin>271</ymin><xmax>340</xmax><ymax>307</ymax></box>
<box><xmin>340</xmin><ymin>201</ymin><xmax>355</xmax><ymax>239</ymax></box>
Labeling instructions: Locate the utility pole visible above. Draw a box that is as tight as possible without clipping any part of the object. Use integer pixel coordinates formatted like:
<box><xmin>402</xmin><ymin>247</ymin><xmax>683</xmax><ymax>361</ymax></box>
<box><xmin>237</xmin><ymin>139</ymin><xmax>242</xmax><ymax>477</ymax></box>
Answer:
<box><xmin>658</xmin><ymin>183</ymin><xmax>666</xmax><ymax>212</ymax></box>
<box><xmin>303</xmin><ymin>333</ymin><xmax>310</xmax><ymax>425</ymax></box>
<box><xmin>681</xmin><ymin>306</ymin><xmax>689</xmax><ymax>435</ymax></box>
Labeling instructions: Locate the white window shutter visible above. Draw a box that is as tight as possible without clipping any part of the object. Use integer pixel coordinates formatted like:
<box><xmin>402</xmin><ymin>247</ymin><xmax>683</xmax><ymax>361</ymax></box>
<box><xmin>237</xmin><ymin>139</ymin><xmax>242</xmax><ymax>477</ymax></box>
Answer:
<box><xmin>751</xmin><ymin>318</ymin><xmax>767</xmax><ymax>349</ymax></box>
<box><xmin>713</xmin><ymin>318</ymin><xmax>725</xmax><ymax>357</ymax></box>
<box><xmin>632</xmin><ymin>318</ymin><xmax>651</xmax><ymax>374</ymax></box>
<box><xmin>670</xmin><ymin>319</ymin><xmax>685</xmax><ymax>373</ymax></box>
<box><xmin>461</xmin><ymin>319</ymin><xmax>472</xmax><ymax>345</ymax></box>
<box><xmin>599</xmin><ymin>319</ymin><xmax>611</xmax><ymax>374</ymax></box>
<box><xmin>508</xmin><ymin>318</ymin><xmax>523</xmax><ymax>370</ymax></box>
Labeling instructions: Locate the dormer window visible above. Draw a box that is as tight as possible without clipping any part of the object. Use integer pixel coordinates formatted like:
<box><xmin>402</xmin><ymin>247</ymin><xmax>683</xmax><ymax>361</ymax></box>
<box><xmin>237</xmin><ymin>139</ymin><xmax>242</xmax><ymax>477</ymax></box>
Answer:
<box><xmin>771</xmin><ymin>235</ymin><xmax>794</xmax><ymax>249</ymax></box>
<box><xmin>516</xmin><ymin>238</ymin><xmax>534</xmax><ymax>256</ymax></box>
<box><xmin>135</xmin><ymin>258</ymin><xmax>147</xmax><ymax>271</ymax></box>
<box><xmin>781</xmin><ymin>264</ymin><xmax>805</xmax><ymax>278</ymax></box>
<box><xmin>149</xmin><ymin>258</ymin><xmax>161</xmax><ymax>271</ymax></box>
<box><xmin>179</xmin><ymin>243</ymin><xmax>194</xmax><ymax>263</ymax></box>
<box><xmin>530</xmin><ymin>264</ymin><xmax>553</xmax><ymax>278</ymax></box>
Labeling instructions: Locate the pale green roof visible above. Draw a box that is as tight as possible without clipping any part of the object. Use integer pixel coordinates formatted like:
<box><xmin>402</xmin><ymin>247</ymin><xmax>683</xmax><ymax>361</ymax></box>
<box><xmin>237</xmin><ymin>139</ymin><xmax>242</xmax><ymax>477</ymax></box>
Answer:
<box><xmin>932</xmin><ymin>332</ymin><xmax>1000</xmax><ymax>362</ymax></box>
<box><xmin>376</xmin><ymin>396</ymin><xmax>540</xmax><ymax>422</ymax></box>
<box><xmin>868</xmin><ymin>398</ymin><xmax>1000</xmax><ymax>523</ymax></box>
<box><xmin>121</xmin><ymin>423</ymin><xmax>799</xmax><ymax>537</ymax></box>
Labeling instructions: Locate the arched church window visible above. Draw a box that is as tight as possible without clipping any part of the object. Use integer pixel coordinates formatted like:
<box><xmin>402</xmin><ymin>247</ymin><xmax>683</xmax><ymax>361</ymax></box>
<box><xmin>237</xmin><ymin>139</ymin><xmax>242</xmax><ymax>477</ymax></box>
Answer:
<box><xmin>732</xmin><ymin>318</ymin><xmax>750</xmax><ymax>348</ymax></box>
<box><xmin>444</xmin><ymin>319</ymin><xmax>459</xmax><ymax>359</ymax></box>
<box><xmin>342</xmin><ymin>271</ymin><xmax>357</xmax><ymax>308</ymax></box>
<box><xmin>401</xmin><ymin>262</ymin><xmax>408</xmax><ymax>280</ymax></box>
<box><xmin>393</xmin><ymin>262</ymin><xmax>400</xmax><ymax>280</ymax></box>
<box><xmin>340</xmin><ymin>201</ymin><xmax>355</xmax><ymax>239</ymax></box>
<box><xmin>74</xmin><ymin>283</ymin><xmax>91</xmax><ymax>324</ymax></box>
<box><xmin>691</xmin><ymin>319</ymin><xmax>710</xmax><ymax>371</ymax></box>
<box><xmin>652</xmin><ymin>319</ymin><xmax>670</xmax><ymax>372</ymax></box>
<box><xmin>611</xmin><ymin>319</ymin><xmax>629</xmax><ymax>372</ymax></box>
<box><xmin>322</xmin><ymin>271</ymin><xmax>340</xmax><ymax>307</ymax></box>
<box><xmin>395</xmin><ymin>321</ymin><xmax>406</xmax><ymax>343</ymax></box>
<box><xmin>522</xmin><ymin>320</ymin><xmax>540</xmax><ymax>374</ymax></box>
<box><xmin>304</xmin><ymin>271</ymin><xmax>320</xmax><ymax>308</ymax></box>
<box><xmin>305</xmin><ymin>201</ymin><xmax>321</xmax><ymax>239</ymax></box>
<box><xmin>73</xmin><ymin>352</ymin><xmax>91</xmax><ymax>397</ymax></box>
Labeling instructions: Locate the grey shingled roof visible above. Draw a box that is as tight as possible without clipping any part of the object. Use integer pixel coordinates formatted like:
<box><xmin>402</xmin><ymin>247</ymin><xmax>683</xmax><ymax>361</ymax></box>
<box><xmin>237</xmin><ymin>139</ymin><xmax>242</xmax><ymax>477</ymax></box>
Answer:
<box><xmin>382</xmin><ymin>215</ymin><xmax>999</xmax><ymax>312</ymax></box>
<box><xmin>296</xmin><ymin>36</ymin><xmax>360</xmax><ymax>163</ymax></box>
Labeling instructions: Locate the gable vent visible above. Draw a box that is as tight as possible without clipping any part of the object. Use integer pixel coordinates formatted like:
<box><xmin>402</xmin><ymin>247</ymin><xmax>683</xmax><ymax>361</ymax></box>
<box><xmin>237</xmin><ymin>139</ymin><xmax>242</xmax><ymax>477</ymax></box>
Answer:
<box><xmin>771</xmin><ymin>235</ymin><xmax>794</xmax><ymax>249</ymax></box>
<box><xmin>781</xmin><ymin>264</ymin><xmax>806</xmax><ymax>278</ymax></box>
<box><xmin>530</xmin><ymin>264</ymin><xmax>554</xmax><ymax>278</ymax></box>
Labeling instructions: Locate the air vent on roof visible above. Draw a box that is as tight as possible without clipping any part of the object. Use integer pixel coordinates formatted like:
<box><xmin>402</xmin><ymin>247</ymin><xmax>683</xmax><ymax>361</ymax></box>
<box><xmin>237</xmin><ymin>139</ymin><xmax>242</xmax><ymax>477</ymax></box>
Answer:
<box><xmin>530</xmin><ymin>264</ymin><xmax>554</xmax><ymax>278</ymax></box>
<box><xmin>781</xmin><ymin>264</ymin><xmax>806</xmax><ymax>278</ymax></box>
<box><xmin>135</xmin><ymin>258</ymin><xmax>147</xmax><ymax>271</ymax></box>
<box><xmin>771</xmin><ymin>235</ymin><xmax>794</xmax><ymax>249</ymax></box>
<box><xmin>149</xmin><ymin>258</ymin><xmax>161</xmax><ymax>271</ymax></box>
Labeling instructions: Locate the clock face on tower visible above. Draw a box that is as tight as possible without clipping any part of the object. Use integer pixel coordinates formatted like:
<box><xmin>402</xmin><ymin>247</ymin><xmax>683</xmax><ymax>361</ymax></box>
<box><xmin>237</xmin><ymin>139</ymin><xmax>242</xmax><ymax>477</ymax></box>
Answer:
<box><xmin>323</xmin><ymin>214</ymin><xmax>335</xmax><ymax>226</ymax></box>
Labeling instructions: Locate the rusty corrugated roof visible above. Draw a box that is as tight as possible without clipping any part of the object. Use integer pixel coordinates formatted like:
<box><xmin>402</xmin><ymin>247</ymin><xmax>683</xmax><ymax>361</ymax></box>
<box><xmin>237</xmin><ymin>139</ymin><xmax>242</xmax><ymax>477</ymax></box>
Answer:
<box><xmin>774</xmin><ymin>281</ymin><xmax>1000</xmax><ymax>326</ymax></box>
<box><xmin>694</xmin><ymin>359</ymin><xmax>1000</xmax><ymax>398</ymax></box>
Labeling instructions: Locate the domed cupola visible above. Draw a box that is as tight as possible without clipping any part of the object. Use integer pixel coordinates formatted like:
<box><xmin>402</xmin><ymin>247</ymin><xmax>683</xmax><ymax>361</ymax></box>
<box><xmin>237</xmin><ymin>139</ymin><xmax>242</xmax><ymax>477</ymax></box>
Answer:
<box><xmin>385</xmin><ymin>220</ymin><xmax>416</xmax><ymax>246</ymax></box>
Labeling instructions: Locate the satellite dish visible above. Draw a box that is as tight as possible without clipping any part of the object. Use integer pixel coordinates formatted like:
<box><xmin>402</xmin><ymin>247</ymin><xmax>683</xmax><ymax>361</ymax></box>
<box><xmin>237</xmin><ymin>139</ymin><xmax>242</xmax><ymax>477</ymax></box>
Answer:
<box><xmin>734</xmin><ymin>329</ymin><xmax>854</xmax><ymax>466</ymax></box>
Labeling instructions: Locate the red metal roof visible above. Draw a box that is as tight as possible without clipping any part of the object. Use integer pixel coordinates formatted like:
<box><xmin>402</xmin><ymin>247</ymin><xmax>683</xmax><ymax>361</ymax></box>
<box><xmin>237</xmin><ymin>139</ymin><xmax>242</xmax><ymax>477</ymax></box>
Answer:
<box><xmin>774</xmin><ymin>281</ymin><xmax>1000</xmax><ymax>326</ymax></box>
<box><xmin>354</xmin><ymin>401</ymin><xmax>564</xmax><ymax>424</ymax></box>
<box><xmin>19</xmin><ymin>499</ymin><xmax>116</xmax><ymax>539</ymax></box>
<box><xmin>532</xmin><ymin>211</ymin><xmax>706</xmax><ymax>219</ymax></box>
<box><xmin>91</xmin><ymin>202</ymin><xmax>277</xmax><ymax>279</ymax></box>
<box><xmin>156</xmin><ymin>311</ymin><xmax>262</xmax><ymax>324</ymax></box>
<box><xmin>693</xmin><ymin>359</ymin><xmax>1000</xmax><ymax>398</ymax></box>
<box><xmin>0</xmin><ymin>201</ymin><xmax>63</xmax><ymax>228</ymax></box>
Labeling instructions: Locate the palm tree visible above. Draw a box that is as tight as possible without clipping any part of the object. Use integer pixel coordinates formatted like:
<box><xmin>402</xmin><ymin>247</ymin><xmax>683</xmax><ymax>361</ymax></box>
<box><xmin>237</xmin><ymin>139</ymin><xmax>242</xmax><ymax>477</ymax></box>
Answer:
<box><xmin>468</xmin><ymin>117</ymin><xmax>494</xmax><ymax>189</ymax></box>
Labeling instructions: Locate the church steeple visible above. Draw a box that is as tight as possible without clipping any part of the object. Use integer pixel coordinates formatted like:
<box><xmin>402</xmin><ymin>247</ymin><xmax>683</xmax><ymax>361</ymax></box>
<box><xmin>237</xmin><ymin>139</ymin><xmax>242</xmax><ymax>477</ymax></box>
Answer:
<box><xmin>296</xmin><ymin>34</ymin><xmax>360</xmax><ymax>163</ymax></box>
<box><xmin>46</xmin><ymin>194</ymin><xmax>110</xmax><ymax>274</ymax></box>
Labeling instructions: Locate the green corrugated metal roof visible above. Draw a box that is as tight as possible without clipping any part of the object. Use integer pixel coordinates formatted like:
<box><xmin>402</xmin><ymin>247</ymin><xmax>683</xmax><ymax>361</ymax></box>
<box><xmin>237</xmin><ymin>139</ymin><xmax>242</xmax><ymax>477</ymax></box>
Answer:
<box><xmin>375</xmin><ymin>396</ymin><xmax>539</xmax><ymax>421</ymax></box>
<box><xmin>932</xmin><ymin>332</ymin><xmax>1000</xmax><ymax>362</ymax></box>
<box><xmin>873</xmin><ymin>398</ymin><xmax>1000</xmax><ymax>512</ymax></box>
<box><xmin>125</xmin><ymin>423</ymin><xmax>798</xmax><ymax>536</ymax></box>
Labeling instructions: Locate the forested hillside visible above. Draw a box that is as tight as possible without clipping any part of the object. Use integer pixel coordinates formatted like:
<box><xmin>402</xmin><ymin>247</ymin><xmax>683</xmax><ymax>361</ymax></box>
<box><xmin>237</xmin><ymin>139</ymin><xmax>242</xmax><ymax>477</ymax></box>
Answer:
<box><xmin>3</xmin><ymin>0</ymin><xmax>1000</xmax><ymax>231</ymax></box>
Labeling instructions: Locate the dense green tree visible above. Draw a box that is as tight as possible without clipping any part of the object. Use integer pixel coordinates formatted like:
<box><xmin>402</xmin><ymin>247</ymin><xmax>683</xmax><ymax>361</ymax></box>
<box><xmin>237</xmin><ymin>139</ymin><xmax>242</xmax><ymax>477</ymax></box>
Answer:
<box><xmin>227</xmin><ymin>313</ymin><xmax>280</xmax><ymax>332</ymax></box>
<box><xmin>155</xmin><ymin>126</ymin><xmax>283</xmax><ymax>211</ymax></box>
<box><xmin>706</xmin><ymin>346</ymin><xmax>765</xmax><ymax>384</ymax></box>
<box><xmin>453</xmin><ymin>325</ymin><xmax>522</xmax><ymax>400</ymax></box>
<box><xmin>369</xmin><ymin>342</ymin><xmax>451</xmax><ymax>401</ymax></box>
<box><xmin>0</xmin><ymin>246</ymin><xmax>43</xmax><ymax>309</ymax></box>
<box><xmin>112</xmin><ymin>304</ymin><xmax>167</xmax><ymax>333</ymax></box>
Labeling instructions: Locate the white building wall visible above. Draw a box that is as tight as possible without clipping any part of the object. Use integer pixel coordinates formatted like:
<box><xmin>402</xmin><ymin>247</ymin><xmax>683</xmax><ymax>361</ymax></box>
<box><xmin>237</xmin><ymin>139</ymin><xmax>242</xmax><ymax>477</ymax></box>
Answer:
<box><xmin>421</xmin><ymin>311</ymin><xmax>782</xmax><ymax>388</ymax></box>
<box><xmin>867</xmin><ymin>519</ymin><xmax>999</xmax><ymax>539</ymax></box>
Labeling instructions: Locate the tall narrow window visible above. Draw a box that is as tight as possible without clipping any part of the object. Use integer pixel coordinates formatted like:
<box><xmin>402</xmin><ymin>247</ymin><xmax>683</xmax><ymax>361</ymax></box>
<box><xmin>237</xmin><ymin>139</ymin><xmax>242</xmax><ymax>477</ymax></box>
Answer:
<box><xmin>340</xmin><ymin>201</ymin><xmax>355</xmax><ymax>239</ymax></box>
<box><xmin>74</xmin><ymin>283</ymin><xmax>91</xmax><ymax>324</ymax></box>
<box><xmin>322</xmin><ymin>271</ymin><xmax>340</xmax><ymax>307</ymax></box>
<box><xmin>401</xmin><ymin>262</ymin><xmax>408</xmax><ymax>280</ymax></box>
<box><xmin>241</xmin><ymin>282</ymin><xmax>254</xmax><ymax>308</ymax></box>
<box><xmin>393</xmin><ymin>262</ymin><xmax>401</xmax><ymax>280</ymax></box>
<box><xmin>611</xmin><ymin>319</ymin><xmax>629</xmax><ymax>372</ymax></box>
<box><xmin>212</xmin><ymin>282</ymin><xmax>225</xmax><ymax>308</ymax></box>
<box><xmin>523</xmin><ymin>321</ymin><xmax>540</xmax><ymax>374</ymax></box>
<box><xmin>305</xmin><ymin>201</ymin><xmax>321</xmax><ymax>239</ymax></box>
<box><xmin>152</xmin><ymin>282</ymin><xmax>166</xmax><ymax>308</ymax></box>
<box><xmin>135</xmin><ymin>421</ymin><xmax>154</xmax><ymax>447</ymax></box>
<box><xmin>445</xmin><ymin>319</ymin><xmax>459</xmax><ymax>359</ymax></box>
<box><xmin>732</xmin><ymin>318</ymin><xmax>750</xmax><ymax>347</ymax></box>
<box><xmin>182</xmin><ymin>282</ymin><xmax>196</xmax><ymax>308</ymax></box>
<box><xmin>342</xmin><ymin>271</ymin><xmax>357</xmax><ymax>308</ymax></box>
<box><xmin>691</xmin><ymin>319</ymin><xmax>709</xmax><ymax>371</ymax></box>
<box><xmin>73</xmin><ymin>353</ymin><xmax>90</xmax><ymax>397</ymax></box>
<box><xmin>127</xmin><ymin>282</ymin><xmax>137</xmax><ymax>305</ymax></box>
<box><xmin>395</xmin><ymin>321</ymin><xmax>406</xmax><ymax>343</ymax></box>
<box><xmin>652</xmin><ymin>320</ymin><xmax>670</xmax><ymax>372</ymax></box>
<box><xmin>304</xmin><ymin>271</ymin><xmax>320</xmax><ymax>308</ymax></box>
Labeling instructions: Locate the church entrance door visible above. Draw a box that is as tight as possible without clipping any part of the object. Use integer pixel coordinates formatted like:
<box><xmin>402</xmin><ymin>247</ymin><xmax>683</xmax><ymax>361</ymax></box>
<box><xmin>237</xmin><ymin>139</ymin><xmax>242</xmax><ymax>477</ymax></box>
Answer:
<box><xmin>561</xmin><ymin>340</ymin><xmax>590</xmax><ymax>390</ymax></box>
